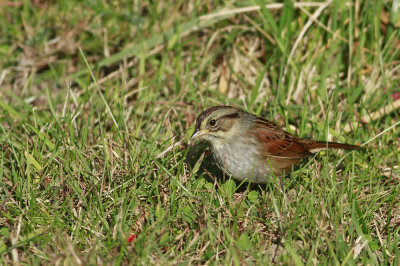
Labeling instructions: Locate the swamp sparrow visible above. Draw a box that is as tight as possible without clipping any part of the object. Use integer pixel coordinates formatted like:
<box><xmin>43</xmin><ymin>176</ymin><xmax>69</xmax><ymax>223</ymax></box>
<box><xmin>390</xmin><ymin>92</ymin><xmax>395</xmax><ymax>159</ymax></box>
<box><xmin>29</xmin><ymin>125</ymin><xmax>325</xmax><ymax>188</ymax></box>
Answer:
<box><xmin>189</xmin><ymin>106</ymin><xmax>360</xmax><ymax>184</ymax></box>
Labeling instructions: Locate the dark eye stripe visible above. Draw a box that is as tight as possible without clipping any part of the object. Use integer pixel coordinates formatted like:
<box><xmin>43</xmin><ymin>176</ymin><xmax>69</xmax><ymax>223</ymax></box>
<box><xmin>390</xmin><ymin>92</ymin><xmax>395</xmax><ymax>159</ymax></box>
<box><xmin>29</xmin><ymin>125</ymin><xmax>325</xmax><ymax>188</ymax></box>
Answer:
<box><xmin>220</xmin><ymin>112</ymin><xmax>239</xmax><ymax>120</ymax></box>
<box><xmin>195</xmin><ymin>107</ymin><xmax>239</xmax><ymax>131</ymax></box>
<box><xmin>207</xmin><ymin>112</ymin><xmax>239</xmax><ymax>133</ymax></box>
<box><xmin>208</xmin><ymin>113</ymin><xmax>239</xmax><ymax>132</ymax></box>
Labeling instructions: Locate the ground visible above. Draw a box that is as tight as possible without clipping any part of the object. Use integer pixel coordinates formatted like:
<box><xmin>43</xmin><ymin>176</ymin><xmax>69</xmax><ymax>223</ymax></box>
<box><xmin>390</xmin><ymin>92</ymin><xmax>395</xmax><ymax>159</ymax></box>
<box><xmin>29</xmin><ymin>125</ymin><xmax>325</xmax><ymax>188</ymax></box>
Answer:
<box><xmin>0</xmin><ymin>0</ymin><xmax>399</xmax><ymax>264</ymax></box>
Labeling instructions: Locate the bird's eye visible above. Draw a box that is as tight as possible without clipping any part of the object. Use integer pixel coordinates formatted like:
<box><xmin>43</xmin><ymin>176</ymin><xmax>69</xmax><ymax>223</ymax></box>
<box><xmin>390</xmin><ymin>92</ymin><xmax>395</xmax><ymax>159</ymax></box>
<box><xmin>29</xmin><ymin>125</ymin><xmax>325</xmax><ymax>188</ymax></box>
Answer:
<box><xmin>209</xmin><ymin>119</ymin><xmax>216</xmax><ymax>126</ymax></box>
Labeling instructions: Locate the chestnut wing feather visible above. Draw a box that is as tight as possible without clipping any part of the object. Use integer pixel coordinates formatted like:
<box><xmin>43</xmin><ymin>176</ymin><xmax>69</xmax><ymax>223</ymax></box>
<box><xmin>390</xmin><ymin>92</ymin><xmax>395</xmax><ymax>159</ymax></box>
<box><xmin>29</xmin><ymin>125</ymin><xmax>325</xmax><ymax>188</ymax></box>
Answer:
<box><xmin>251</xmin><ymin>119</ymin><xmax>313</xmax><ymax>159</ymax></box>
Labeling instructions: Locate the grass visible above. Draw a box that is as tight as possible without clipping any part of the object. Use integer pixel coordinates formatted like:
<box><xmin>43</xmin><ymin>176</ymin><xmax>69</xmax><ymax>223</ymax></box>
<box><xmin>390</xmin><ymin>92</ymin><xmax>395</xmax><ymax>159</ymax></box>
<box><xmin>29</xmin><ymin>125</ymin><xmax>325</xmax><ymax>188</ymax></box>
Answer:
<box><xmin>0</xmin><ymin>0</ymin><xmax>400</xmax><ymax>264</ymax></box>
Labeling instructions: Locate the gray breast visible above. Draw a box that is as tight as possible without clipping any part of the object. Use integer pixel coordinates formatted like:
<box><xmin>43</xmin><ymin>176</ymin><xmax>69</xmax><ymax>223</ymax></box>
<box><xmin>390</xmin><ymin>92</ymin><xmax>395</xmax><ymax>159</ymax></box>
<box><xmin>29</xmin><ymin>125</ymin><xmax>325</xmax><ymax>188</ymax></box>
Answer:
<box><xmin>211</xmin><ymin>139</ymin><xmax>271</xmax><ymax>184</ymax></box>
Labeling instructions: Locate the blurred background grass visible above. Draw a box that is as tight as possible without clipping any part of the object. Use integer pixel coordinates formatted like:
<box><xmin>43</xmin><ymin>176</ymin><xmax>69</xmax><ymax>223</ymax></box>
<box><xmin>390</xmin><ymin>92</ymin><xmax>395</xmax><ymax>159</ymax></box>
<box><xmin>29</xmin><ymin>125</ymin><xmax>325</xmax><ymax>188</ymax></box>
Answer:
<box><xmin>0</xmin><ymin>0</ymin><xmax>399</xmax><ymax>264</ymax></box>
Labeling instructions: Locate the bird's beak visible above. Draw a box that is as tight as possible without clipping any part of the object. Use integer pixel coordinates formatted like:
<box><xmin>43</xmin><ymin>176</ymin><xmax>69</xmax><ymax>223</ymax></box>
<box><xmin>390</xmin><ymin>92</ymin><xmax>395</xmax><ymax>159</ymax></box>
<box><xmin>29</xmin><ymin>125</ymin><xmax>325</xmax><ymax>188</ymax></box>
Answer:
<box><xmin>189</xmin><ymin>129</ymin><xmax>209</xmax><ymax>144</ymax></box>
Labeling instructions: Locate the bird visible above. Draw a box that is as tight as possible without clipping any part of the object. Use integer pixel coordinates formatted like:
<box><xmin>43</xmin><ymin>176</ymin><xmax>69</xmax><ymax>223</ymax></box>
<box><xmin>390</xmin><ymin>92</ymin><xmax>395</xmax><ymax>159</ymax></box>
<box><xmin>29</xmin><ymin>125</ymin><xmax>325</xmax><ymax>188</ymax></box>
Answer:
<box><xmin>189</xmin><ymin>106</ymin><xmax>360</xmax><ymax>184</ymax></box>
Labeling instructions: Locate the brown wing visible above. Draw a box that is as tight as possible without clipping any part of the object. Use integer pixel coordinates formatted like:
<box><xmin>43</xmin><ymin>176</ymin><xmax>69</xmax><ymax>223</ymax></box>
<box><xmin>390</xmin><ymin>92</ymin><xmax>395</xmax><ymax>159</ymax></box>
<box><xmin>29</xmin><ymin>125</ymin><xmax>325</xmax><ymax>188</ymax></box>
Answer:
<box><xmin>251</xmin><ymin>118</ymin><xmax>313</xmax><ymax>159</ymax></box>
<box><xmin>250</xmin><ymin>117</ymin><xmax>313</xmax><ymax>173</ymax></box>
<box><xmin>250</xmin><ymin>116</ymin><xmax>360</xmax><ymax>174</ymax></box>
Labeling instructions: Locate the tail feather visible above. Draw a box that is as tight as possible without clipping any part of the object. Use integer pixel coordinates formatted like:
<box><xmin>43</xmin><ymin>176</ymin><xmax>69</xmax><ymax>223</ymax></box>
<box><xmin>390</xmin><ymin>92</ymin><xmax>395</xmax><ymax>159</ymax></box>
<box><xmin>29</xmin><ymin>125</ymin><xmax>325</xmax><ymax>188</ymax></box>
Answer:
<box><xmin>306</xmin><ymin>141</ymin><xmax>360</xmax><ymax>153</ymax></box>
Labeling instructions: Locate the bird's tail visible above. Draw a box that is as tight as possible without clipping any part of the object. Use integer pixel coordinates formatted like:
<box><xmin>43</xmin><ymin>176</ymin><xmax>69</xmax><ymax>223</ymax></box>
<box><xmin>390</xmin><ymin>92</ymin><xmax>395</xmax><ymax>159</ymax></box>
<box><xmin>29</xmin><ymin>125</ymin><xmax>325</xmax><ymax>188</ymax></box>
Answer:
<box><xmin>306</xmin><ymin>141</ymin><xmax>361</xmax><ymax>153</ymax></box>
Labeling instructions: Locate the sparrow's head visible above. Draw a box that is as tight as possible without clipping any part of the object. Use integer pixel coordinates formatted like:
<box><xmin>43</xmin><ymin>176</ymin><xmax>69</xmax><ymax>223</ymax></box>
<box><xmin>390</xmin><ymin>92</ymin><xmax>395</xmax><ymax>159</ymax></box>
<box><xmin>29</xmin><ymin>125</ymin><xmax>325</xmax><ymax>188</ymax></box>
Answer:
<box><xmin>189</xmin><ymin>106</ymin><xmax>249</xmax><ymax>145</ymax></box>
